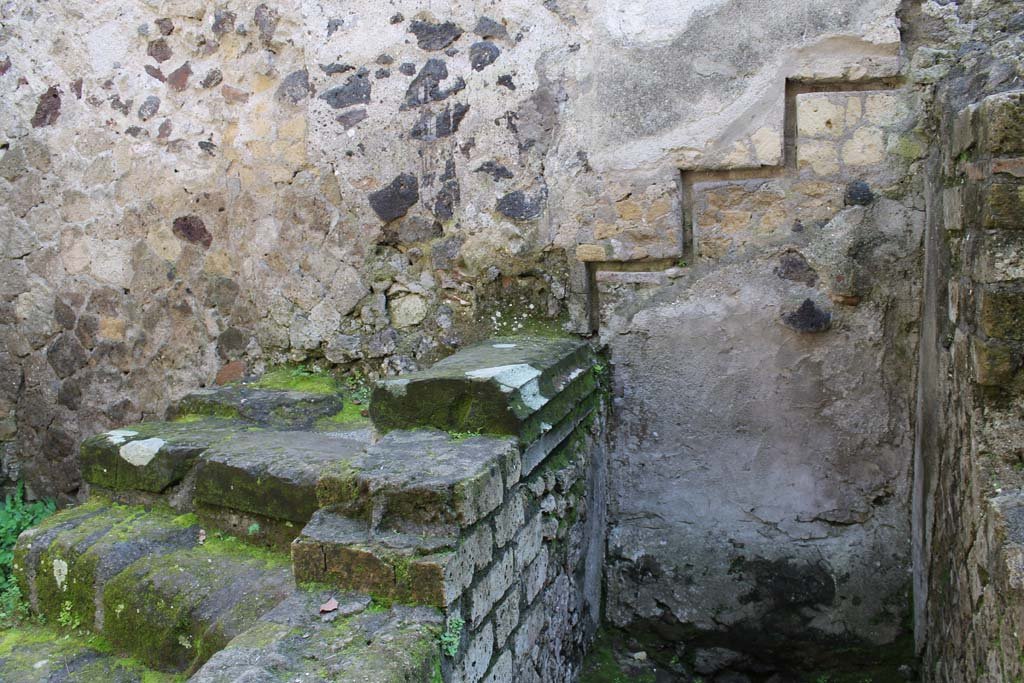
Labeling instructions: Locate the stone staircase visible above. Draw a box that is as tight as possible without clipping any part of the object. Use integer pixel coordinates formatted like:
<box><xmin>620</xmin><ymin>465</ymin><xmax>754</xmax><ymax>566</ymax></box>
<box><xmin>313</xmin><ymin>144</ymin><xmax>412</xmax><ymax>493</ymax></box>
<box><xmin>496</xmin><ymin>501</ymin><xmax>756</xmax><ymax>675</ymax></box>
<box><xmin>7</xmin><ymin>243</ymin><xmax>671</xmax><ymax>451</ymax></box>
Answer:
<box><xmin>8</xmin><ymin>336</ymin><xmax>607</xmax><ymax>683</ymax></box>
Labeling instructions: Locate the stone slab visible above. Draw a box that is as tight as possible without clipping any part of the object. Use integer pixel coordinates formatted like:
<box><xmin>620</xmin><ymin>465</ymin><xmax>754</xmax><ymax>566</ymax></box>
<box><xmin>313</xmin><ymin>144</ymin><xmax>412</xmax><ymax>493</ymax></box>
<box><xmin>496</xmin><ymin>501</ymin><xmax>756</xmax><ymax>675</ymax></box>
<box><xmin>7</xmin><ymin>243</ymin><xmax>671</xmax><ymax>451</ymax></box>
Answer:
<box><xmin>317</xmin><ymin>428</ymin><xmax>518</xmax><ymax>533</ymax></box>
<box><xmin>101</xmin><ymin>536</ymin><xmax>293</xmax><ymax>672</ymax></box>
<box><xmin>189</xmin><ymin>590</ymin><xmax>441</xmax><ymax>683</ymax></box>
<box><xmin>370</xmin><ymin>337</ymin><xmax>594</xmax><ymax>437</ymax></box>
<box><xmin>194</xmin><ymin>430</ymin><xmax>367</xmax><ymax>524</ymax></box>
<box><xmin>0</xmin><ymin>625</ymin><xmax>180</xmax><ymax>682</ymax></box>
<box><xmin>168</xmin><ymin>385</ymin><xmax>344</xmax><ymax>430</ymax></box>
<box><xmin>13</xmin><ymin>500</ymin><xmax>198</xmax><ymax>632</ymax></box>
<box><xmin>292</xmin><ymin>508</ymin><xmax>463</xmax><ymax>607</ymax></box>
<box><xmin>80</xmin><ymin>418</ymin><xmax>241</xmax><ymax>493</ymax></box>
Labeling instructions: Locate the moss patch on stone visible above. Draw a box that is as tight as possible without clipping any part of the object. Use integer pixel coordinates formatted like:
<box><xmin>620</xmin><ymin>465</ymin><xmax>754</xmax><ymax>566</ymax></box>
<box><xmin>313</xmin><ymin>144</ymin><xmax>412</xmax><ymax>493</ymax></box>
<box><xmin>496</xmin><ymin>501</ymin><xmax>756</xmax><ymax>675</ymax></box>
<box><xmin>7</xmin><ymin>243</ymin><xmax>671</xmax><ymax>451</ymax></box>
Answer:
<box><xmin>252</xmin><ymin>367</ymin><xmax>340</xmax><ymax>394</ymax></box>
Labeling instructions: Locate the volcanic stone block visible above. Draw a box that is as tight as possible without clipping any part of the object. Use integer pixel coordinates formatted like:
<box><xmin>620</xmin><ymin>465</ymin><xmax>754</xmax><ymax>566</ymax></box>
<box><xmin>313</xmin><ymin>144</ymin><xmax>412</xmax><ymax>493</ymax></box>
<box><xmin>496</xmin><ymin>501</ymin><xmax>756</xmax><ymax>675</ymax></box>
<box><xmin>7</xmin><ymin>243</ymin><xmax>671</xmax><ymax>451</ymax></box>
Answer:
<box><xmin>15</xmin><ymin>503</ymin><xmax>198</xmax><ymax>632</ymax></box>
<box><xmin>978</xmin><ymin>286</ymin><xmax>1024</xmax><ymax>341</ymax></box>
<box><xmin>101</xmin><ymin>541</ymin><xmax>293</xmax><ymax>672</ymax></box>
<box><xmin>0</xmin><ymin>625</ymin><xmax>169</xmax><ymax>682</ymax></box>
<box><xmin>370</xmin><ymin>336</ymin><xmax>594</xmax><ymax>438</ymax></box>
<box><xmin>979</xmin><ymin>91</ymin><xmax>1024</xmax><ymax>157</ymax></box>
<box><xmin>980</xmin><ymin>179</ymin><xmax>1024</xmax><ymax>231</ymax></box>
<box><xmin>189</xmin><ymin>590</ymin><xmax>441</xmax><ymax>683</ymax></box>
<box><xmin>292</xmin><ymin>508</ymin><xmax>466</xmax><ymax>607</ymax></box>
<box><xmin>80</xmin><ymin>418</ymin><xmax>241</xmax><ymax>493</ymax></box>
<box><xmin>317</xmin><ymin>429</ymin><xmax>516</xmax><ymax>532</ymax></box>
<box><xmin>168</xmin><ymin>385</ymin><xmax>344</xmax><ymax>429</ymax></box>
<box><xmin>194</xmin><ymin>430</ymin><xmax>367</xmax><ymax>523</ymax></box>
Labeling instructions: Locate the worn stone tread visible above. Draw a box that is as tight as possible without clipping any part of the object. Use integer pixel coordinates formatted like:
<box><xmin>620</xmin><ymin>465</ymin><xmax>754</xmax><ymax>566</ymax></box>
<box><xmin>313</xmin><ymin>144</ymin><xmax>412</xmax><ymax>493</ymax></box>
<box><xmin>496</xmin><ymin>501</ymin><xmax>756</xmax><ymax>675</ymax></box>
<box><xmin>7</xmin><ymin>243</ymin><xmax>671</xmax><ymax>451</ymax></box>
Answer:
<box><xmin>81</xmin><ymin>418</ymin><xmax>244</xmax><ymax>493</ymax></box>
<box><xmin>13</xmin><ymin>500</ymin><xmax>198</xmax><ymax>631</ymax></box>
<box><xmin>194</xmin><ymin>430</ymin><xmax>368</xmax><ymax>524</ymax></box>
<box><xmin>370</xmin><ymin>337</ymin><xmax>594</xmax><ymax>436</ymax></box>
<box><xmin>0</xmin><ymin>625</ymin><xmax>183</xmax><ymax>683</ymax></box>
<box><xmin>188</xmin><ymin>589</ymin><xmax>441</xmax><ymax>683</ymax></box>
<box><xmin>169</xmin><ymin>385</ymin><xmax>344</xmax><ymax>430</ymax></box>
<box><xmin>292</xmin><ymin>508</ymin><xmax>463</xmax><ymax>606</ymax></box>
<box><xmin>316</xmin><ymin>428</ymin><xmax>519</xmax><ymax>533</ymax></box>
<box><xmin>102</xmin><ymin>536</ymin><xmax>294</xmax><ymax>672</ymax></box>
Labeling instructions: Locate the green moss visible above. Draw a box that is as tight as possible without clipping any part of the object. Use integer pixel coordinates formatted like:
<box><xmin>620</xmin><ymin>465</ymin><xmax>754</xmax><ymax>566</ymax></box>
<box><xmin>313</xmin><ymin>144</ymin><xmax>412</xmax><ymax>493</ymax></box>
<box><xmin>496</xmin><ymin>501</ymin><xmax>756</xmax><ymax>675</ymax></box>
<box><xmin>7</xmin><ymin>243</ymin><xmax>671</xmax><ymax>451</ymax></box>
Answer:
<box><xmin>581</xmin><ymin>632</ymin><xmax>657</xmax><ymax>683</ymax></box>
<box><xmin>252</xmin><ymin>367</ymin><xmax>340</xmax><ymax>394</ymax></box>
<box><xmin>316</xmin><ymin>401</ymin><xmax>370</xmax><ymax>428</ymax></box>
<box><xmin>200</xmin><ymin>532</ymin><xmax>291</xmax><ymax>569</ymax></box>
<box><xmin>171</xmin><ymin>414</ymin><xmax>204</xmax><ymax>424</ymax></box>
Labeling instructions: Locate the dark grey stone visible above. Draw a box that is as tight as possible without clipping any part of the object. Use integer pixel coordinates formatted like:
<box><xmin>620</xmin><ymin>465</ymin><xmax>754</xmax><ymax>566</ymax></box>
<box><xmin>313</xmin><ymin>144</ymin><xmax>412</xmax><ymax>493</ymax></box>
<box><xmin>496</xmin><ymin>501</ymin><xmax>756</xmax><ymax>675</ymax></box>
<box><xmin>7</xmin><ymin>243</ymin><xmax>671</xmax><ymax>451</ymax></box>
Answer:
<box><xmin>399</xmin><ymin>62</ymin><xmax>417</xmax><ymax>76</ymax></box>
<box><xmin>319</xmin><ymin>69</ymin><xmax>371</xmax><ymax>109</ymax></box>
<box><xmin>368</xmin><ymin>173</ymin><xmax>419</xmax><ymax>222</ymax></box>
<box><xmin>409</xmin><ymin>20</ymin><xmax>463</xmax><ymax>51</ymax></box>
<box><xmin>470</xmin><ymin>41</ymin><xmax>501</xmax><ymax>71</ymax></box>
<box><xmin>47</xmin><ymin>333</ymin><xmax>88</xmax><ymax>378</ymax></box>
<box><xmin>410</xmin><ymin>103</ymin><xmax>469</xmax><ymax>140</ymax></box>
<box><xmin>402</xmin><ymin>58</ymin><xmax>466</xmax><ymax>109</ymax></box>
<box><xmin>781</xmin><ymin>299</ymin><xmax>832</xmax><ymax>333</ymax></box>
<box><xmin>496</xmin><ymin>189</ymin><xmax>545</xmax><ymax>220</ymax></box>
<box><xmin>137</xmin><ymin>95</ymin><xmax>160</xmax><ymax>121</ymax></box>
<box><xmin>474</xmin><ymin>16</ymin><xmax>508</xmax><ymax>41</ymax></box>
<box><xmin>844</xmin><ymin>180</ymin><xmax>875</xmax><ymax>206</ymax></box>
<box><xmin>320</xmin><ymin>62</ymin><xmax>355</xmax><ymax>76</ymax></box>
<box><xmin>475</xmin><ymin>160</ymin><xmax>514</xmax><ymax>181</ymax></box>
<box><xmin>212</xmin><ymin>9</ymin><xmax>236</xmax><ymax>35</ymax></box>
<box><xmin>276</xmin><ymin>69</ymin><xmax>312</xmax><ymax>103</ymax></box>
<box><xmin>337</xmin><ymin>108</ymin><xmax>368</xmax><ymax>129</ymax></box>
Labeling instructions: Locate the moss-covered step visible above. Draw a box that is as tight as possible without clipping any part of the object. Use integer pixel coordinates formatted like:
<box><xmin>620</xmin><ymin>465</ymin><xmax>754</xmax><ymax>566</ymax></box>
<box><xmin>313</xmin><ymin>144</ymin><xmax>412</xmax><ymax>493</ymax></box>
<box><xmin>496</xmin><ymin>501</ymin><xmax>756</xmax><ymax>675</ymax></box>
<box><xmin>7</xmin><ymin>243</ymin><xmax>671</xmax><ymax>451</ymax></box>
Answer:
<box><xmin>80</xmin><ymin>418</ymin><xmax>242</xmax><ymax>493</ymax></box>
<box><xmin>13</xmin><ymin>500</ymin><xmax>198</xmax><ymax>631</ymax></box>
<box><xmin>369</xmin><ymin>336</ymin><xmax>595</xmax><ymax>438</ymax></box>
<box><xmin>189</xmin><ymin>589</ymin><xmax>441</xmax><ymax>682</ymax></box>
<box><xmin>0</xmin><ymin>625</ymin><xmax>184</xmax><ymax>683</ymax></box>
<box><xmin>101</xmin><ymin>533</ymin><xmax>293</xmax><ymax>673</ymax></box>
<box><xmin>292</xmin><ymin>508</ymin><xmax>471</xmax><ymax>608</ymax></box>
<box><xmin>193</xmin><ymin>430</ymin><xmax>368</xmax><ymax>526</ymax></box>
<box><xmin>316</xmin><ymin>429</ymin><xmax>519</xmax><ymax>535</ymax></box>
<box><xmin>168</xmin><ymin>385</ymin><xmax>344</xmax><ymax>430</ymax></box>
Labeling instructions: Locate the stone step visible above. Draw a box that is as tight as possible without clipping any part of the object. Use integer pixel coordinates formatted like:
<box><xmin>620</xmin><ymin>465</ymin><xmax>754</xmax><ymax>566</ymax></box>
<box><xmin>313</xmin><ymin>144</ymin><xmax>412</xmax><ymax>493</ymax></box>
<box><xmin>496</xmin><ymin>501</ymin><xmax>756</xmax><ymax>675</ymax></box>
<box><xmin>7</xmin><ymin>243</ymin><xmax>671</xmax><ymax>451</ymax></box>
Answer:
<box><xmin>14</xmin><ymin>501</ymin><xmax>294</xmax><ymax>674</ymax></box>
<box><xmin>370</xmin><ymin>336</ymin><xmax>596</xmax><ymax>440</ymax></box>
<box><xmin>292</xmin><ymin>508</ymin><xmax>469</xmax><ymax>608</ymax></box>
<box><xmin>316</xmin><ymin>429</ymin><xmax>520</xmax><ymax>536</ymax></box>
<box><xmin>189</xmin><ymin>589</ymin><xmax>442</xmax><ymax>683</ymax></box>
<box><xmin>193</xmin><ymin>429</ymin><xmax>370</xmax><ymax>530</ymax></box>
<box><xmin>0</xmin><ymin>624</ymin><xmax>182</xmax><ymax>682</ymax></box>
<box><xmin>81</xmin><ymin>417</ymin><xmax>242</xmax><ymax>494</ymax></box>
<box><xmin>168</xmin><ymin>384</ymin><xmax>344</xmax><ymax>430</ymax></box>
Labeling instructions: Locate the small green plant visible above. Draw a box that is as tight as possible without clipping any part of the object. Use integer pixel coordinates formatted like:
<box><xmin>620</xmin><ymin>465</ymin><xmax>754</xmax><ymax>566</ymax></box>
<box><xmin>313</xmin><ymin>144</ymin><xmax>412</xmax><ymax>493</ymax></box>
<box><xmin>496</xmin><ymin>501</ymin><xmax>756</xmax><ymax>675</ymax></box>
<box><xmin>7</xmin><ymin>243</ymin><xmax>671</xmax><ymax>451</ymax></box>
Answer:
<box><xmin>247</xmin><ymin>522</ymin><xmax>261</xmax><ymax>536</ymax></box>
<box><xmin>448</xmin><ymin>430</ymin><xmax>482</xmax><ymax>442</ymax></box>
<box><xmin>57</xmin><ymin>599</ymin><xmax>81</xmax><ymax>630</ymax></box>
<box><xmin>440</xmin><ymin>615</ymin><xmax>464</xmax><ymax>657</ymax></box>
<box><xmin>0</xmin><ymin>483</ymin><xmax>56</xmax><ymax>580</ymax></box>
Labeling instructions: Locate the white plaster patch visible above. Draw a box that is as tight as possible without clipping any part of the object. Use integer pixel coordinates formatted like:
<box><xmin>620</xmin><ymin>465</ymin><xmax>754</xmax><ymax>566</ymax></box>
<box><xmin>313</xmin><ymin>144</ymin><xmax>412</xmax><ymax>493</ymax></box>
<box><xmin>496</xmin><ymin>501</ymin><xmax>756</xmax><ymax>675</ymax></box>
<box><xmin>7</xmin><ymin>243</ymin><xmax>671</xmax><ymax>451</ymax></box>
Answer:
<box><xmin>465</xmin><ymin>364</ymin><xmax>542</xmax><ymax>390</ymax></box>
<box><xmin>600</xmin><ymin>0</ymin><xmax>726</xmax><ymax>45</ymax></box>
<box><xmin>385</xmin><ymin>378</ymin><xmax>409</xmax><ymax>397</ymax></box>
<box><xmin>519</xmin><ymin>379</ymin><xmax>548</xmax><ymax>412</ymax></box>
<box><xmin>492</xmin><ymin>343</ymin><xmax>517</xmax><ymax>349</ymax></box>
<box><xmin>105</xmin><ymin>429</ymin><xmax>138</xmax><ymax>445</ymax></box>
<box><xmin>85</xmin><ymin>21</ymin><xmax>133</xmax><ymax>76</ymax></box>
<box><xmin>119</xmin><ymin>438</ymin><xmax>165</xmax><ymax>467</ymax></box>
<box><xmin>52</xmin><ymin>558</ymin><xmax>68</xmax><ymax>591</ymax></box>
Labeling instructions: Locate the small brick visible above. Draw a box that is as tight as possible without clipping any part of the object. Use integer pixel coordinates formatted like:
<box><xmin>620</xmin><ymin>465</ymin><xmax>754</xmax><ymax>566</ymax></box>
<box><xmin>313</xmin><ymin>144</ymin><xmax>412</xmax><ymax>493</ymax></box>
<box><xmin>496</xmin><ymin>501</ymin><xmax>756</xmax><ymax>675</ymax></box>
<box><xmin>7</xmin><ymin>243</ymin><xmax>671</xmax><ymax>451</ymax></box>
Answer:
<box><xmin>470</xmin><ymin>550</ymin><xmax>515</xmax><ymax>626</ymax></box>
<box><xmin>493</xmin><ymin>585</ymin><xmax>520</xmax><ymax>646</ymax></box>
<box><xmin>493</xmin><ymin>491</ymin><xmax>525</xmax><ymax>548</ymax></box>
<box><xmin>459</xmin><ymin>622</ymin><xmax>494</xmax><ymax>683</ymax></box>
<box><xmin>524</xmin><ymin>546</ymin><xmax>548</xmax><ymax>603</ymax></box>
<box><xmin>514</xmin><ymin>513</ymin><xmax>543</xmax><ymax>572</ymax></box>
